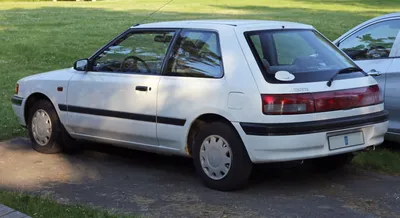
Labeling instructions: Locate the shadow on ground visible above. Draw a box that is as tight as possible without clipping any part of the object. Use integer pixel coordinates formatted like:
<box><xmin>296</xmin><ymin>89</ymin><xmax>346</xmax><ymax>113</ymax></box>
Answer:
<box><xmin>380</xmin><ymin>141</ymin><xmax>400</xmax><ymax>151</ymax></box>
<box><xmin>1</xmin><ymin>138</ymin><xmax>400</xmax><ymax>217</ymax></box>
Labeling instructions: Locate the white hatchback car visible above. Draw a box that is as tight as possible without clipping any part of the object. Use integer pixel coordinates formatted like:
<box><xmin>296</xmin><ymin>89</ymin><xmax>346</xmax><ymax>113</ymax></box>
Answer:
<box><xmin>11</xmin><ymin>20</ymin><xmax>389</xmax><ymax>191</ymax></box>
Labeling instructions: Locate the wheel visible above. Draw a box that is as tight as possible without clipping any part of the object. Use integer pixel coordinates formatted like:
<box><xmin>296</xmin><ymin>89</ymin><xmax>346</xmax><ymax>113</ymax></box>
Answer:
<box><xmin>60</xmin><ymin>124</ymin><xmax>81</xmax><ymax>154</ymax></box>
<box><xmin>192</xmin><ymin>122</ymin><xmax>253</xmax><ymax>191</ymax></box>
<box><xmin>309</xmin><ymin>153</ymin><xmax>354</xmax><ymax>172</ymax></box>
<box><xmin>28</xmin><ymin>99</ymin><xmax>79</xmax><ymax>154</ymax></box>
<box><xmin>28</xmin><ymin>100</ymin><xmax>62</xmax><ymax>154</ymax></box>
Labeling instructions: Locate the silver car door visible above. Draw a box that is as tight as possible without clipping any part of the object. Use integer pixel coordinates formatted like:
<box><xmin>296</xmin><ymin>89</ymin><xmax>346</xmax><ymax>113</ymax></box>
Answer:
<box><xmin>337</xmin><ymin>19</ymin><xmax>400</xmax><ymax>97</ymax></box>
<box><xmin>383</xmin><ymin>30</ymin><xmax>400</xmax><ymax>136</ymax></box>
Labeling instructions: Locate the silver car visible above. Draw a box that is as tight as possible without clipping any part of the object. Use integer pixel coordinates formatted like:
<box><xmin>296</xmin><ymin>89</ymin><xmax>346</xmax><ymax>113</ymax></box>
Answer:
<box><xmin>335</xmin><ymin>13</ymin><xmax>400</xmax><ymax>144</ymax></box>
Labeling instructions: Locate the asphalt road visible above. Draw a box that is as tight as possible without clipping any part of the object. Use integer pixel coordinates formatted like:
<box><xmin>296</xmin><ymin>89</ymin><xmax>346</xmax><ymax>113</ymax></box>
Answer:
<box><xmin>0</xmin><ymin>138</ymin><xmax>399</xmax><ymax>218</ymax></box>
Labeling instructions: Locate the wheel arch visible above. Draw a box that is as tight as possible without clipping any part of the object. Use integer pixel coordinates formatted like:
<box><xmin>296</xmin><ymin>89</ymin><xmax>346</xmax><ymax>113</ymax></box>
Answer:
<box><xmin>185</xmin><ymin>113</ymin><xmax>242</xmax><ymax>157</ymax></box>
<box><xmin>24</xmin><ymin>92</ymin><xmax>60</xmax><ymax>125</ymax></box>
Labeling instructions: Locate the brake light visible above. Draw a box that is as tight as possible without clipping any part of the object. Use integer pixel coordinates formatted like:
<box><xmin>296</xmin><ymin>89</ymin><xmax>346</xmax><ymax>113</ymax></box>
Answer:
<box><xmin>314</xmin><ymin>85</ymin><xmax>383</xmax><ymax>112</ymax></box>
<box><xmin>262</xmin><ymin>85</ymin><xmax>383</xmax><ymax>115</ymax></box>
<box><xmin>262</xmin><ymin>94</ymin><xmax>315</xmax><ymax>115</ymax></box>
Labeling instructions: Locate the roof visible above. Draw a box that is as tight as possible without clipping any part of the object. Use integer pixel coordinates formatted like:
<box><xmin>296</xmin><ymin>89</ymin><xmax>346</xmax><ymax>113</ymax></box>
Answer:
<box><xmin>363</xmin><ymin>12</ymin><xmax>400</xmax><ymax>24</ymax></box>
<box><xmin>130</xmin><ymin>19</ymin><xmax>313</xmax><ymax>30</ymax></box>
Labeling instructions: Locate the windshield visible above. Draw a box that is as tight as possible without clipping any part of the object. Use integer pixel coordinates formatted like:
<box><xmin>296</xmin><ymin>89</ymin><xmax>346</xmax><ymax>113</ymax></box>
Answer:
<box><xmin>245</xmin><ymin>29</ymin><xmax>366</xmax><ymax>83</ymax></box>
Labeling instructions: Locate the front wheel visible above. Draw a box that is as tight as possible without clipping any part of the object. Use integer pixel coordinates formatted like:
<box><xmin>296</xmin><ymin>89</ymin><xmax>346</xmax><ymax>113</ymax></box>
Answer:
<box><xmin>192</xmin><ymin>122</ymin><xmax>253</xmax><ymax>191</ymax></box>
<box><xmin>28</xmin><ymin>100</ymin><xmax>63</xmax><ymax>154</ymax></box>
<box><xmin>28</xmin><ymin>99</ymin><xmax>80</xmax><ymax>154</ymax></box>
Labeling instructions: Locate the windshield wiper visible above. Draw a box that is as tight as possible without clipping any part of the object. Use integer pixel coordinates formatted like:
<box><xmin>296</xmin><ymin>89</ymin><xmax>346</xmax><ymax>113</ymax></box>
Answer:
<box><xmin>326</xmin><ymin>67</ymin><xmax>363</xmax><ymax>87</ymax></box>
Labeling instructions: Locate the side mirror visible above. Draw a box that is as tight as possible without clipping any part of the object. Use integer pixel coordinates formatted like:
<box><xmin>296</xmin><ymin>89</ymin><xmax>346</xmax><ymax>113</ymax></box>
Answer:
<box><xmin>73</xmin><ymin>58</ymin><xmax>89</xmax><ymax>71</ymax></box>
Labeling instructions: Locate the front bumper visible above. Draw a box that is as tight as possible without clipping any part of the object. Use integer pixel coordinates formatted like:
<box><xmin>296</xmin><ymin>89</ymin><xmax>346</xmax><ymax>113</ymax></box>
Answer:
<box><xmin>234</xmin><ymin>110</ymin><xmax>389</xmax><ymax>163</ymax></box>
<box><xmin>11</xmin><ymin>95</ymin><xmax>26</xmax><ymax>127</ymax></box>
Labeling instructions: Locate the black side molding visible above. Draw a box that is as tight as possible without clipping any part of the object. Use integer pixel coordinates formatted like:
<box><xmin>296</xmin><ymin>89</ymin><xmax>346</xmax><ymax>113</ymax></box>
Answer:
<box><xmin>11</xmin><ymin>96</ymin><xmax>23</xmax><ymax>106</ymax></box>
<box><xmin>240</xmin><ymin>110</ymin><xmax>389</xmax><ymax>136</ymax></box>
<box><xmin>58</xmin><ymin>104</ymin><xmax>186</xmax><ymax>126</ymax></box>
<box><xmin>157</xmin><ymin>116</ymin><xmax>186</xmax><ymax>126</ymax></box>
<box><xmin>58</xmin><ymin>104</ymin><xmax>67</xmax><ymax>111</ymax></box>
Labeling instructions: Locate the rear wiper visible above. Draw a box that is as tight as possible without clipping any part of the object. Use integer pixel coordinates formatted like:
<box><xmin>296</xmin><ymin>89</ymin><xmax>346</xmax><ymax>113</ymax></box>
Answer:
<box><xmin>326</xmin><ymin>67</ymin><xmax>363</xmax><ymax>87</ymax></box>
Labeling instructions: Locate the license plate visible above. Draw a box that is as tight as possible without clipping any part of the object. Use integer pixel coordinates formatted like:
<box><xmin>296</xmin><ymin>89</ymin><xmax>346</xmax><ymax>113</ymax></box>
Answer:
<box><xmin>328</xmin><ymin>131</ymin><xmax>364</xmax><ymax>150</ymax></box>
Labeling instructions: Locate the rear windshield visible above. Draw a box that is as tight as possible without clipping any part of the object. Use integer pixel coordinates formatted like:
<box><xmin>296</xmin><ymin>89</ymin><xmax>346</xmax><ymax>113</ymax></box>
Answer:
<box><xmin>245</xmin><ymin>29</ymin><xmax>366</xmax><ymax>83</ymax></box>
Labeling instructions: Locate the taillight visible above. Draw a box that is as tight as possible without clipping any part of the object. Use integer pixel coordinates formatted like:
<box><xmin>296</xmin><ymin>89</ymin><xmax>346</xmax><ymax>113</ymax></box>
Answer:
<box><xmin>314</xmin><ymin>85</ymin><xmax>383</xmax><ymax>112</ymax></box>
<box><xmin>262</xmin><ymin>85</ymin><xmax>383</xmax><ymax>115</ymax></box>
<box><xmin>262</xmin><ymin>94</ymin><xmax>315</xmax><ymax>115</ymax></box>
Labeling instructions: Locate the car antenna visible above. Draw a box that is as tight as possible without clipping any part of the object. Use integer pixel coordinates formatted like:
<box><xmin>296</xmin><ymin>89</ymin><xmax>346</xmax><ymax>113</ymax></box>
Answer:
<box><xmin>135</xmin><ymin>0</ymin><xmax>176</xmax><ymax>26</ymax></box>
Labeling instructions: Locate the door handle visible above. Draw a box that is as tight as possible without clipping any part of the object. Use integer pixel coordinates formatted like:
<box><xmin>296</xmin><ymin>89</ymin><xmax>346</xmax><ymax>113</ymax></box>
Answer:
<box><xmin>368</xmin><ymin>69</ymin><xmax>381</xmax><ymax>77</ymax></box>
<box><xmin>135</xmin><ymin>86</ymin><xmax>148</xmax><ymax>91</ymax></box>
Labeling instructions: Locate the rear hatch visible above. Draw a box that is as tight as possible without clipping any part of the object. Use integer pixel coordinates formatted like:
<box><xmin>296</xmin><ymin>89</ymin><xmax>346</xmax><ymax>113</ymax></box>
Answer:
<box><xmin>237</xmin><ymin>26</ymin><xmax>384</xmax><ymax>123</ymax></box>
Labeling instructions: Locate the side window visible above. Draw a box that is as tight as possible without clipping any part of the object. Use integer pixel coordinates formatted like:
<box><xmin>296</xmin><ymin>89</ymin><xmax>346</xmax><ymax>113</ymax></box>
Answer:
<box><xmin>339</xmin><ymin>20</ymin><xmax>400</xmax><ymax>60</ymax></box>
<box><xmin>92</xmin><ymin>31</ymin><xmax>175</xmax><ymax>74</ymax></box>
<box><xmin>165</xmin><ymin>30</ymin><xmax>223</xmax><ymax>78</ymax></box>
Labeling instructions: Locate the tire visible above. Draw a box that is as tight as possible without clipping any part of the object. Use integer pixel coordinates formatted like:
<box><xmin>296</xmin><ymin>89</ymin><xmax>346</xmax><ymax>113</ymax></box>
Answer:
<box><xmin>192</xmin><ymin>122</ymin><xmax>253</xmax><ymax>191</ymax></box>
<box><xmin>310</xmin><ymin>153</ymin><xmax>354</xmax><ymax>172</ymax></box>
<box><xmin>60</xmin><ymin>124</ymin><xmax>81</xmax><ymax>154</ymax></box>
<box><xmin>28</xmin><ymin>99</ymin><xmax>79</xmax><ymax>154</ymax></box>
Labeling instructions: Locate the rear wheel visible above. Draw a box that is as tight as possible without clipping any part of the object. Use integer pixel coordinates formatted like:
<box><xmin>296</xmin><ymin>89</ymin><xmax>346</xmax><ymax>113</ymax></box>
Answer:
<box><xmin>192</xmin><ymin>122</ymin><xmax>252</xmax><ymax>191</ymax></box>
<box><xmin>310</xmin><ymin>153</ymin><xmax>354</xmax><ymax>172</ymax></box>
<box><xmin>28</xmin><ymin>99</ymin><xmax>79</xmax><ymax>154</ymax></box>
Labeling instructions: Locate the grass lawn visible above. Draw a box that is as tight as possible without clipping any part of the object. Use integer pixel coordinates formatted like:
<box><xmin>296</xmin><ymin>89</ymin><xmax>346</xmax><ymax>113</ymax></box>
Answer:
<box><xmin>0</xmin><ymin>190</ymin><xmax>133</xmax><ymax>218</ymax></box>
<box><xmin>2</xmin><ymin>0</ymin><xmax>400</xmax><ymax>140</ymax></box>
<box><xmin>353</xmin><ymin>146</ymin><xmax>400</xmax><ymax>175</ymax></box>
<box><xmin>0</xmin><ymin>0</ymin><xmax>400</xmax><ymax>211</ymax></box>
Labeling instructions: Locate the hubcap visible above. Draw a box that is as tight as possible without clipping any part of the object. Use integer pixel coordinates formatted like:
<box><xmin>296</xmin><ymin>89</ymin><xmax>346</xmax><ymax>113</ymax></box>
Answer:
<box><xmin>31</xmin><ymin>109</ymin><xmax>52</xmax><ymax>146</ymax></box>
<box><xmin>200</xmin><ymin>135</ymin><xmax>232</xmax><ymax>180</ymax></box>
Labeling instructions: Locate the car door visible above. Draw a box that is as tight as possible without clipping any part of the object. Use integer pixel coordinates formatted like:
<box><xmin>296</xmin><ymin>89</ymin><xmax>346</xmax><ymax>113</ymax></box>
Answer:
<box><xmin>65</xmin><ymin>29</ymin><xmax>177</xmax><ymax>147</ymax></box>
<box><xmin>383</xmin><ymin>48</ymin><xmax>400</xmax><ymax>135</ymax></box>
<box><xmin>337</xmin><ymin>19</ymin><xmax>400</xmax><ymax>135</ymax></box>
<box><xmin>337</xmin><ymin>19</ymin><xmax>400</xmax><ymax>96</ymax></box>
<box><xmin>156</xmin><ymin>29</ymin><xmax>226</xmax><ymax>150</ymax></box>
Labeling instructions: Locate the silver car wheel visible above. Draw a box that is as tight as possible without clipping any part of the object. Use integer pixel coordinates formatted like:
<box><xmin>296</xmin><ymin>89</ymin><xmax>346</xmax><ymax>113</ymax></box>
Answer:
<box><xmin>200</xmin><ymin>135</ymin><xmax>232</xmax><ymax>180</ymax></box>
<box><xmin>31</xmin><ymin>109</ymin><xmax>52</xmax><ymax>146</ymax></box>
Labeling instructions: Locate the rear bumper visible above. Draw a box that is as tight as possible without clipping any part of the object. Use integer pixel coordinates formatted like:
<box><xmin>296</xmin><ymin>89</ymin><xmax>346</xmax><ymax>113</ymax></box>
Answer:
<box><xmin>240</xmin><ymin>110</ymin><xmax>389</xmax><ymax>136</ymax></box>
<box><xmin>234</xmin><ymin>111</ymin><xmax>389</xmax><ymax>163</ymax></box>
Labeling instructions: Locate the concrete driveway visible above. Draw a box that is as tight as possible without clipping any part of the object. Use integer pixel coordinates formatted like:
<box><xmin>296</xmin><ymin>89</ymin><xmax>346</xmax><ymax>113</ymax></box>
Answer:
<box><xmin>0</xmin><ymin>138</ymin><xmax>399</xmax><ymax>218</ymax></box>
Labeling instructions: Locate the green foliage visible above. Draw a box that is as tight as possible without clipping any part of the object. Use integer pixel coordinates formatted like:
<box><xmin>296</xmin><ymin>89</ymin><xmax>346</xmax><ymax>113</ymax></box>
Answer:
<box><xmin>0</xmin><ymin>190</ymin><xmax>134</xmax><ymax>218</ymax></box>
<box><xmin>352</xmin><ymin>148</ymin><xmax>400</xmax><ymax>174</ymax></box>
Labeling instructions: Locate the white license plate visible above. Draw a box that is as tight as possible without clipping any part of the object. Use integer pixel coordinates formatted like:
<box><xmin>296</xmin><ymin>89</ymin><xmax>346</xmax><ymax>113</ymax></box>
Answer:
<box><xmin>328</xmin><ymin>131</ymin><xmax>365</xmax><ymax>150</ymax></box>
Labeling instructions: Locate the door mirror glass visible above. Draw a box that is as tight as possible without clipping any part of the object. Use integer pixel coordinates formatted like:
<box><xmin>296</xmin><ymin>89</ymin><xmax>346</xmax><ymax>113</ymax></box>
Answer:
<box><xmin>74</xmin><ymin>58</ymin><xmax>88</xmax><ymax>71</ymax></box>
